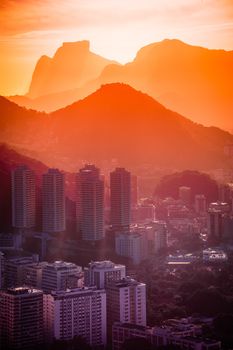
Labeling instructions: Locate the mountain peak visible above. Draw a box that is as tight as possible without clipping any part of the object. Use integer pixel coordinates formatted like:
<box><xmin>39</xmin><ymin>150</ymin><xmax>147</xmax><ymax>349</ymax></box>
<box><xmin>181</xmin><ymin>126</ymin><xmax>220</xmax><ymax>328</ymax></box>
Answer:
<box><xmin>27</xmin><ymin>40</ymin><xmax>115</xmax><ymax>99</ymax></box>
<box><xmin>54</xmin><ymin>40</ymin><xmax>90</xmax><ymax>59</ymax></box>
<box><xmin>61</xmin><ymin>40</ymin><xmax>90</xmax><ymax>51</ymax></box>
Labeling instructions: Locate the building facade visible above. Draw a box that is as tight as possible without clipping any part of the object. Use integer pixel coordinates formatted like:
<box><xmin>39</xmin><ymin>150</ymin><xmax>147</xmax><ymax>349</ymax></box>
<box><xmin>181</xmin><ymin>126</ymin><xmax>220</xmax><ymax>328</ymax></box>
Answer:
<box><xmin>44</xmin><ymin>287</ymin><xmax>106</xmax><ymax>347</ymax></box>
<box><xmin>77</xmin><ymin>164</ymin><xmax>104</xmax><ymax>240</ymax></box>
<box><xmin>42</xmin><ymin>169</ymin><xmax>66</xmax><ymax>233</ymax></box>
<box><xmin>115</xmin><ymin>232</ymin><xmax>147</xmax><ymax>264</ymax></box>
<box><xmin>0</xmin><ymin>287</ymin><xmax>43</xmax><ymax>349</ymax></box>
<box><xmin>11</xmin><ymin>165</ymin><xmax>36</xmax><ymax>229</ymax></box>
<box><xmin>106</xmin><ymin>278</ymin><xmax>146</xmax><ymax>339</ymax></box>
<box><xmin>41</xmin><ymin>260</ymin><xmax>82</xmax><ymax>293</ymax></box>
<box><xmin>84</xmin><ymin>260</ymin><xmax>126</xmax><ymax>288</ymax></box>
<box><xmin>110</xmin><ymin>168</ymin><xmax>131</xmax><ymax>230</ymax></box>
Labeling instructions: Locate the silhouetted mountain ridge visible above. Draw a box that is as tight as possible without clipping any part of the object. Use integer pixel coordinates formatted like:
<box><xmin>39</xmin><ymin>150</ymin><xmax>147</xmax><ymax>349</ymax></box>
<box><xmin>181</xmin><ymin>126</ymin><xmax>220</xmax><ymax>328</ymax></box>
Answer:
<box><xmin>1</xmin><ymin>83</ymin><xmax>231</xmax><ymax>171</ymax></box>
<box><xmin>7</xmin><ymin>39</ymin><xmax>233</xmax><ymax>131</ymax></box>
<box><xmin>27</xmin><ymin>40</ymin><xmax>118</xmax><ymax>98</ymax></box>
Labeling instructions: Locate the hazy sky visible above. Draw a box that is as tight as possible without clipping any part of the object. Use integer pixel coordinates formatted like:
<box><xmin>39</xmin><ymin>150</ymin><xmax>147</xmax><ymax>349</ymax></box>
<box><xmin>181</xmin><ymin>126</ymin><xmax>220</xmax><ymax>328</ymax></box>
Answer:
<box><xmin>0</xmin><ymin>0</ymin><xmax>233</xmax><ymax>95</ymax></box>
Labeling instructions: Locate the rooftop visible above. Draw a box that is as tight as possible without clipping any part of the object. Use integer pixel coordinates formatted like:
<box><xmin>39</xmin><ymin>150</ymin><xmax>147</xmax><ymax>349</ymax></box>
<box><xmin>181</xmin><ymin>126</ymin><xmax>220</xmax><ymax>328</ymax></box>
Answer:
<box><xmin>5</xmin><ymin>287</ymin><xmax>42</xmax><ymax>296</ymax></box>
<box><xmin>88</xmin><ymin>260</ymin><xmax>125</xmax><ymax>269</ymax></box>
<box><xmin>108</xmin><ymin>277</ymin><xmax>144</xmax><ymax>288</ymax></box>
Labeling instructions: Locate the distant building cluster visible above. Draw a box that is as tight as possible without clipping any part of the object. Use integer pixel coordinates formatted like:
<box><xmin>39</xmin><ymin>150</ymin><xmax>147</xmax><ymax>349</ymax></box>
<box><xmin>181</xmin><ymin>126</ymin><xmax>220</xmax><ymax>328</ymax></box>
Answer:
<box><xmin>0</xmin><ymin>258</ymin><xmax>146</xmax><ymax>349</ymax></box>
<box><xmin>2</xmin><ymin>163</ymin><xmax>233</xmax><ymax>349</ymax></box>
<box><xmin>0</xmin><ymin>254</ymin><xmax>222</xmax><ymax>350</ymax></box>
<box><xmin>10</xmin><ymin>164</ymin><xmax>169</xmax><ymax>264</ymax></box>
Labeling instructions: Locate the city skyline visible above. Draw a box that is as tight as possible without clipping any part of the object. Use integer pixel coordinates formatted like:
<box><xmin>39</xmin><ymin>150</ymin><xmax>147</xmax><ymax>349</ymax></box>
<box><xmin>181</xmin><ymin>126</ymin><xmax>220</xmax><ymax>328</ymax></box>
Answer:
<box><xmin>0</xmin><ymin>1</ymin><xmax>233</xmax><ymax>349</ymax></box>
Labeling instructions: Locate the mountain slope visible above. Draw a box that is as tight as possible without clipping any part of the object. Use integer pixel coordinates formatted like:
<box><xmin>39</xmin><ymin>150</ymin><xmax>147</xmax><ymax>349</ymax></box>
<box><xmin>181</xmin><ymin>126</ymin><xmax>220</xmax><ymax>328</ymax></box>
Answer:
<box><xmin>49</xmin><ymin>83</ymin><xmax>233</xmax><ymax>169</ymax></box>
<box><xmin>0</xmin><ymin>96</ymin><xmax>49</xmax><ymax>151</ymax></box>
<box><xmin>1</xmin><ymin>84</ymin><xmax>233</xmax><ymax>171</ymax></box>
<box><xmin>96</xmin><ymin>39</ymin><xmax>233</xmax><ymax>130</ymax></box>
<box><xmin>8</xmin><ymin>39</ymin><xmax>232</xmax><ymax>130</ymax></box>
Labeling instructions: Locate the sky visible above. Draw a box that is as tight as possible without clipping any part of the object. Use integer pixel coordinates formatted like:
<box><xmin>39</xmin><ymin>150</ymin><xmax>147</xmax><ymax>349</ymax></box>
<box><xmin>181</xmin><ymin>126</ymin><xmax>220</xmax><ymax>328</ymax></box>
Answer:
<box><xmin>0</xmin><ymin>0</ymin><xmax>233</xmax><ymax>96</ymax></box>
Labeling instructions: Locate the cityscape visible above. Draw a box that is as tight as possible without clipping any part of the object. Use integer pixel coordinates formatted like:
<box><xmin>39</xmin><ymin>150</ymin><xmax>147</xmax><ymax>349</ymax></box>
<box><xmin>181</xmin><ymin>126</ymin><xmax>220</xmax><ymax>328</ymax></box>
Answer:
<box><xmin>1</xmin><ymin>1</ymin><xmax>233</xmax><ymax>350</ymax></box>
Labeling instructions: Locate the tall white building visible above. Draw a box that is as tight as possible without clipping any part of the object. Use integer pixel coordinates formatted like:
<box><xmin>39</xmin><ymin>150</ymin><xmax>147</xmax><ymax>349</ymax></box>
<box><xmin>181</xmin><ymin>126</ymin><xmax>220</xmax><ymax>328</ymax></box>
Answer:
<box><xmin>44</xmin><ymin>287</ymin><xmax>107</xmax><ymax>347</ymax></box>
<box><xmin>84</xmin><ymin>260</ymin><xmax>126</xmax><ymax>288</ymax></box>
<box><xmin>41</xmin><ymin>260</ymin><xmax>82</xmax><ymax>293</ymax></box>
<box><xmin>77</xmin><ymin>164</ymin><xmax>104</xmax><ymax>240</ymax></box>
<box><xmin>110</xmin><ymin>168</ymin><xmax>131</xmax><ymax>230</ymax></box>
<box><xmin>0</xmin><ymin>287</ymin><xmax>43</xmax><ymax>349</ymax></box>
<box><xmin>11</xmin><ymin>165</ymin><xmax>36</xmax><ymax>229</ymax></box>
<box><xmin>106</xmin><ymin>278</ymin><xmax>146</xmax><ymax>338</ymax></box>
<box><xmin>115</xmin><ymin>232</ymin><xmax>147</xmax><ymax>264</ymax></box>
<box><xmin>42</xmin><ymin>169</ymin><xmax>65</xmax><ymax>233</ymax></box>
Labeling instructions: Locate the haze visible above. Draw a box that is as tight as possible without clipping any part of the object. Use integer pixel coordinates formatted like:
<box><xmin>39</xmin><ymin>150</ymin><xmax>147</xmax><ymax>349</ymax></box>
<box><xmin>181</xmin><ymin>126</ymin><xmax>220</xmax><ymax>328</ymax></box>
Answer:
<box><xmin>1</xmin><ymin>0</ymin><xmax>233</xmax><ymax>96</ymax></box>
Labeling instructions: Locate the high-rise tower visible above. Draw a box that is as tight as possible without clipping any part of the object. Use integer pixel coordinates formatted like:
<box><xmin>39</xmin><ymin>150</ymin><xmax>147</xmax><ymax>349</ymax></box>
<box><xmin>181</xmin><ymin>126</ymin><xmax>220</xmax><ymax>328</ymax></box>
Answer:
<box><xmin>0</xmin><ymin>287</ymin><xmax>43</xmax><ymax>349</ymax></box>
<box><xmin>42</xmin><ymin>169</ymin><xmax>65</xmax><ymax>233</ymax></box>
<box><xmin>110</xmin><ymin>168</ymin><xmax>131</xmax><ymax>230</ymax></box>
<box><xmin>77</xmin><ymin>164</ymin><xmax>104</xmax><ymax>240</ymax></box>
<box><xmin>11</xmin><ymin>165</ymin><xmax>36</xmax><ymax>229</ymax></box>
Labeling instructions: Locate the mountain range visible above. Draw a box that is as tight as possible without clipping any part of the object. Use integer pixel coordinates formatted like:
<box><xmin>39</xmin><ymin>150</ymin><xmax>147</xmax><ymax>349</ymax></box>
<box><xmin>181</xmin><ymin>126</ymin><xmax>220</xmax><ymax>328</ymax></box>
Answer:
<box><xmin>1</xmin><ymin>83</ymin><xmax>232</xmax><ymax>172</ymax></box>
<box><xmin>7</xmin><ymin>39</ymin><xmax>233</xmax><ymax>131</ymax></box>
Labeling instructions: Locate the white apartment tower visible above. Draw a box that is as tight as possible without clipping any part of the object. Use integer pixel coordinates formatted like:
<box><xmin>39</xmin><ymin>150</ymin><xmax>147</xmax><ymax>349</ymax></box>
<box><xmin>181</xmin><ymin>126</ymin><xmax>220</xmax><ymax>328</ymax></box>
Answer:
<box><xmin>77</xmin><ymin>164</ymin><xmax>104</xmax><ymax>240</ymax></box>
<box><xmin>110</xmin><ymin>168</ymin><xmax>131</xmax><ymax>229</ymax></box>
<box><xmin>106</xmin><ymin>278</ymin><xmax>146</xmax><ymax>338</ymax></box>
<box><xmin>41</xmin><ymin>260</ymin><xmax>82</xmax><ymax>293</ymax></box>
<box><xmin>0</xmin><ymin>287</ymin><xmax>43</xmax><ymax>349</ymax></box>
<box><xmin>115</xmin><ymin>232</ymin><xmax>147</xmax><ymax>264</ymax></box>
<box><xmin>84</xmin><ymin>260</ymin><xmax>126</xmax><ymax>288</ymax></box>
<box><xmin>44</xmin><ymin>287</ymin><xmax>107</xmax><ymax>347</ymax></box>
<box><xmin>42</xmin><ymin>169</ymin><xmax>65</xmax><ymax>233</ymax></box>
<box><xmin>11</xmin><ymin>165</ymin><xmax>36</xmax><ymax>229</ymax></box>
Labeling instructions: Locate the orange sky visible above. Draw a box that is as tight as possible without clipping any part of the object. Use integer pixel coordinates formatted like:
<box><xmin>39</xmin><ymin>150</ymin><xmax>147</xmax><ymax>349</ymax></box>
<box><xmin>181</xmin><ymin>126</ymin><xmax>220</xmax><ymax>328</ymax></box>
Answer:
<box><xmin>0</xmin><ymin>0</ymin><xmax>233</xmax><ymax>96</ymax></box>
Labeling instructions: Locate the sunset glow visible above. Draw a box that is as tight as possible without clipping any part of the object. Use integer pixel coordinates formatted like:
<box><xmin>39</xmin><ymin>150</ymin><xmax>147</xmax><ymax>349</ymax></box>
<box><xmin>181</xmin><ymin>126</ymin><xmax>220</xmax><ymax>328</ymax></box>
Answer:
<box><xmin>1</xmin><ymin>0</ymin><xmax>233</xmax><ymax>95</ymax></box>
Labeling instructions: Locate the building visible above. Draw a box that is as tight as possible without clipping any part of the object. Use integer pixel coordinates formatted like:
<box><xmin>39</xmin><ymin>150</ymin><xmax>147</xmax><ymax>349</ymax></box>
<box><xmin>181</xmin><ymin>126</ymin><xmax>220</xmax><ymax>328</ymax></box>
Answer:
<box><xmin>0</xmin><ymin>232</ymin><xmax>22</xmax><ymax>251</ymax></box>
<box><xmin>84</xmin><ymin>260</ymin><xmax>126</xmax><ymax>288</ymax></box>
<box><xmin>112</xmin><ymin>320</ymin><xmax>221</xmax><ymax>350</ymax></box>
<box><xmin>77</xmin><ymin>164</ymin><xmax>104</xmax><ymax>240</ymax></box>
<box><xmin>153</xmin><ymin>221</ymin><xmax>168</xmax><ymax>253</ymax></box>
<box><xmin>131</xmin><ymin>175</ymin><xmax>138</xmax><ymax>208</ymax></box>
<box><xmin>112</xmin><ymin>323</ymin><xmax>152</xmax><ymax>350</ymax></box>
<box><xmin>207</xmin><ymin>202</ymin><xmax>231</xmax><ymax>239</ymax></box>
<box><xmin>11</xmin><ymin>165</ymin><xmax>36</xmax><ymax>230</ymax></box>
<box><xmin>179</xmin><ymin>186</ymin><xmax>191</xmax><ymax>206</ymax></box>
<box><xmin>115</xmin><ymin>231</ymin><xmax>147</xmax><ymax>264</ymax></box>
<box><xmin>41</xmin><ymin>260</ymin><xmax>82</xmax><ymax>293</ymax></box>
<box><xmin>23</xmin><ymin>261</ymin><xmax>48</xmax><ymax>289</ymax></box>
<box><xmin>0</xmin><ymin>287</ymin><xmax>43</xmax><ymax>349</ymax></box>
<box><xmin>106</xmin><ymin>277</ymin><xmax>146</xmax><ymax>338</ymax></box>
<box><xmin>110</xmin><ymin>168</ymin><xmax>131</xmax><ymax>230</ymax></box>
<box><xmin>44</xmin><ymin>287</ymin><xmax>106</xmax><ymax>347</ymax></box>
<box><xmin>0</xmin><ymin>251</ymin><xmax>4</xmax><ymax>289</ymax></box>
<box><xmin>131</xmin><ymin>204</ymin><xmax>155</xmax><ymax>223</ymax></box>
<box><xmin>42</xmin><ymin>169</ymin><xmax>66</xmax><ymax>233</ymax></box>
<box><xmin>4</xmin><ymin>255</ymin><xmax>38</xmax><ymax>288</ymax></box>
<box><xmin>194</xmin><ymin>194</ymin><xmax>207</xmax><ymax>214</ymax></box>
<box><xmin>209</xmin><ymin>201</ymin><xmax>231</xmax><ymax>213</ymax></box>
